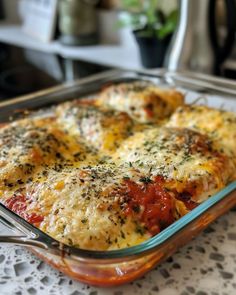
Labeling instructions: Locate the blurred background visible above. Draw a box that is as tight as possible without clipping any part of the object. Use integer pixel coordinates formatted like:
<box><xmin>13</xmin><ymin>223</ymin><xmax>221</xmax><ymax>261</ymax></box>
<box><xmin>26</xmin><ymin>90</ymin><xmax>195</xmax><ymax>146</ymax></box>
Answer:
<box><xmin>0</xmin><ymin>0</ymin><xmax>235</xmax><ymax>99</ymax></box>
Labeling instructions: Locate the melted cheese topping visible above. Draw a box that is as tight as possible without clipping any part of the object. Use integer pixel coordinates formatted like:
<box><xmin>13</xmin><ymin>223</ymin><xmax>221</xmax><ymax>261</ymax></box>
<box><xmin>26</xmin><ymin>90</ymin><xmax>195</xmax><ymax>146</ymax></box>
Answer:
<box><xmin>96</xmin><ymin>81</ymin><xmax>184</xmax><ymax>123</ymax></box>
<box><xmin>28</xmin><ymin>166</ymin><xmax>150</xmax><ymax>250</ymax></box>
<box><xmin>0</xmin><ymin>117</ymin><xmax>97</xmax><ymax>200</ymax></box>
<box><xmin>0</xmin><ymin>82</ymin><xmax>235</xmax><ymax>251</ymax></box>
<box><xmin>167</xmin><ymin>105</ymin><xmax>236</xmax><ymax>166</ymax></box>
<box><xmin>56</xmin><ymin>101</ymin><xmax>134</xmax><ymax>152</ymax></box>
<box><xmin>113</xmin><ymin>127</ymin><xmax>234</xmax><ymax>203</ymax></box>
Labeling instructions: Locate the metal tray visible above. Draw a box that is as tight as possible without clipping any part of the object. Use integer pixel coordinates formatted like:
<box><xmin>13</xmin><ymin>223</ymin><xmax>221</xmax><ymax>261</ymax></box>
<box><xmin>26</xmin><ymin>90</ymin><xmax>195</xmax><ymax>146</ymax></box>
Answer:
<box><xmin>0</xmin><ymin>69</ymin><xmax>235</xmax><ymax>286</ymax></box>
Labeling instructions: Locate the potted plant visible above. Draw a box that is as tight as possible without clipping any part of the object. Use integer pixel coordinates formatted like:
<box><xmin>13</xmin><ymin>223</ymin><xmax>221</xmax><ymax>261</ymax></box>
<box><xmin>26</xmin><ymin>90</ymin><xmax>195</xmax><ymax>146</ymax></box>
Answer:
<box><xmin>119</xmin><ymin>0</ymin><xmax>178</xmax><ymax>68</ymax></box>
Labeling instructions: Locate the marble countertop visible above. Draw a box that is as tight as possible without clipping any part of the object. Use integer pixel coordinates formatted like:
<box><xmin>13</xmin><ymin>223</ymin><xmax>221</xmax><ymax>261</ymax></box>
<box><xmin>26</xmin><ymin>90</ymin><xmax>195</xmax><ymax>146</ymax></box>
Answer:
<box><xmin>0</xmin><ymin>208</ymin><xmax>235</xmax><ymax>295</ymax></box>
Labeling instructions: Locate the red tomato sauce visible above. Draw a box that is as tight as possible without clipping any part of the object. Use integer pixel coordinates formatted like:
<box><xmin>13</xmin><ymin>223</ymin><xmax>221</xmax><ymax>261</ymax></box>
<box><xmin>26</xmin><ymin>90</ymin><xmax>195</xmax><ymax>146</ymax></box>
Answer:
<box><xmin>175</xmin><ymin>191</ymin><xmax>198</xmax><ymax>210</ymax></box>
<box><xmin>5</xmin><ymin>194</ymin><xmax>44</xmax><ymax>225</ymax></box>
<box><xmin>124</xmin><ymin>176</ymin><xmax>175</xmax><ymax>235</ymax></box>
<box><xmin>144</xmin><ymin>104</ymin><xmax>154</xmax><ymax>118</ymax></box>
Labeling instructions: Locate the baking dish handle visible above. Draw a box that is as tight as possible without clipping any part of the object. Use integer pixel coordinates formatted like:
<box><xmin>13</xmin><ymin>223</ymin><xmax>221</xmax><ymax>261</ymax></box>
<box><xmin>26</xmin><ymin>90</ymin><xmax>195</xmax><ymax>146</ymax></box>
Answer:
<box><xmin>0</xmin><ymin>235</ymin><xmax>46</xmax><ymax>248</ymax></box>
<box><xmin>0</xmin><ymin>214</ymin><xmax>48</xmax><ymax>248</ymax></box>
<box><xmin>0</xmin><ymin>205</ymin><xmax>57</xmax><ymax>250</ymax></box>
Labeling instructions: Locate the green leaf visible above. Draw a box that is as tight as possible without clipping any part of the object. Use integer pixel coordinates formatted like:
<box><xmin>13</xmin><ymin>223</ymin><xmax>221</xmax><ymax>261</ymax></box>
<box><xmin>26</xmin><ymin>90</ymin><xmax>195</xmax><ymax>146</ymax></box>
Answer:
<box><xmin>157</xmin><ymin>9</ymin><xmax>179</xmax><ymax>39</ymax></box>
<box><xmin>118</xmin><ymin>0</ymin><xmax>179</xmax><ymax>38</ymax></box>
<box><xmin>146</xmin><ymin>0</ymin><xmax>159</xmax><ymax>26</ymax></box>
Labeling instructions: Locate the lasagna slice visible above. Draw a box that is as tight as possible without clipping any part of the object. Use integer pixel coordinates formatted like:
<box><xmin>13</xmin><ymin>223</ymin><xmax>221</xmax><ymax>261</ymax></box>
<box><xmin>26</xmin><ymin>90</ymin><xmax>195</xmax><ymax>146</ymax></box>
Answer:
<box><xmin>96</xmin><ymin>81</ymin><xmax>184</xmax><ymax>123</ymax></box>
<box><xmin>23</xmin><ymin>165</ymin><xmax>153</xmax><ymax>250</ymax></box>
<box><xmin>56</xmin><ymin>101</ymin><xmax>134</xmax><ymax>152</ymax></box>
<box><xmin>167</xmin><ymin>105</ymin><xmax>236</xmax><ymax>166</ymax></box>
<box><xmin>0</xmin><ymin>117</ymin><xmax>97</xmax><ymax>202</ymax></box>
<box><xmin>113</xmin><ymin>127</ymin><xmax>235</xmax><ymax>215</ymax></box>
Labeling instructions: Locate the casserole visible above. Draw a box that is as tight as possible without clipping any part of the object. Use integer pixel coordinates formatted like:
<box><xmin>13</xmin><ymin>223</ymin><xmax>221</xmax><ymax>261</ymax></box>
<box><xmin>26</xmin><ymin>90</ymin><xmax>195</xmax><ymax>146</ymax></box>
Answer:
<box><xmin>0</xmin><ymin>69</ymin><xmax>235</xmax><ymax>286</ymax></box>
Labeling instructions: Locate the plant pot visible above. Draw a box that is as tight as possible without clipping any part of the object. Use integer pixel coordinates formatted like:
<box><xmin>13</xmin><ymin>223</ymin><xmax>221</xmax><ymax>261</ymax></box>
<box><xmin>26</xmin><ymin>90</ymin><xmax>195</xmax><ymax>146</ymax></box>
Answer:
<box><xmin>134</xmin><ymin>32</ymin><xmax>172</xmax><ymax>68</ymax></box>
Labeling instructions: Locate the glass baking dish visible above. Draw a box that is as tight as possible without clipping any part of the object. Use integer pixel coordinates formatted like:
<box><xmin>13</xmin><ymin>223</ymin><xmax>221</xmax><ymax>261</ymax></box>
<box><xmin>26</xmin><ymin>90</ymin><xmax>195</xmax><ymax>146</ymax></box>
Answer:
<box><xmin>0</xmin><ymin>69</ymin><xmax>235</xmax><ymax>287</ymax></box>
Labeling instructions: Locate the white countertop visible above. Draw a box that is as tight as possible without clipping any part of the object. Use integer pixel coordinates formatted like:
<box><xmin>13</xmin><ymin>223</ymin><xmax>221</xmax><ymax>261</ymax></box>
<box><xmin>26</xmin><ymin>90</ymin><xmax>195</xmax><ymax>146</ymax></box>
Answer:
<box><xmin>0</xmin><ymin>24</ymin><xmax>142</xmax><ymax>70</ymax></box>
